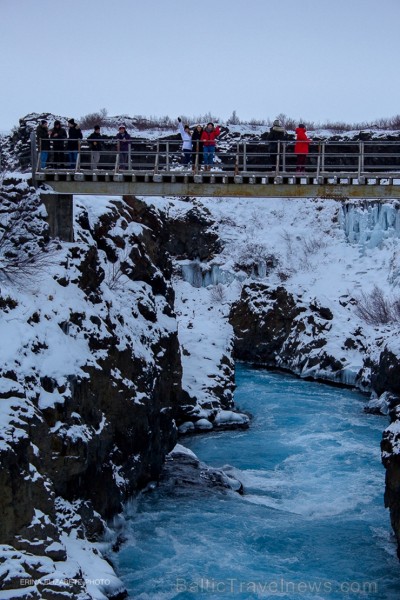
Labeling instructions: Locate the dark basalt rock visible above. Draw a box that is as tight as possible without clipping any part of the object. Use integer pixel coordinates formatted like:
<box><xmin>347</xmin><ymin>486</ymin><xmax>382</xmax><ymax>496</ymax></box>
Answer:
<box><xmin>372</xmin><ymin>348</ymin><xmax>400</xmax><ymax>396</ymax></box>
<box><xmin>158</xmin><ymin>445</ymin><xmax>243</xmax><ymax>495</ymax></box>
<box><xmin>229</xmin><ymin>283</ymin><xmax>360</xmax><ymax>385</ymax></box>
<box><xmin>164</xmin><ymin>205</ymin><xmax>221</xmax><ymax>261</ymax></box>
<box><xmin>0</xmin><ymin>190</ymin><xmax>196</xmax><ymax>598</ymax></box>
<box><xmin>229</xmin><ymin>284</ymin><xmax>302</xmax><ymax>364</ymax></box>
<box><xmin>374</xmin><ymin>349</ymin><xmax>400</xmax><ymax>559</ymax></box>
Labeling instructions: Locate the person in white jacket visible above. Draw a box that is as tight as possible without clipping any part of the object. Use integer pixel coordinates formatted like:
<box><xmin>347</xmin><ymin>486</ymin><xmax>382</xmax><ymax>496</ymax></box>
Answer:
<box><xmin>177</xmin><ymin>117</ymin><xmax>192</xmax><ymax>167</ymax></box>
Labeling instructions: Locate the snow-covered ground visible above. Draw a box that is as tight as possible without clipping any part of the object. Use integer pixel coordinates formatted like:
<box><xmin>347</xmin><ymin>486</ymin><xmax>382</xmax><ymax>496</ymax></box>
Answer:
<box><xmin>141</xmin><ymin>195</ymin><xmax>400</xmax><ymax>400</ymax></box>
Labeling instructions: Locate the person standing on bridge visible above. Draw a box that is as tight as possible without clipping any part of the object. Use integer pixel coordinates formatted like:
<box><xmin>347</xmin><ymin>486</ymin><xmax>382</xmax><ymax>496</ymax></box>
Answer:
<box><xmin>192</xmin><ymin>124</ymin><xmax>204</xmax><ymax>171</ymax></box>
<box><xmin>50</xmin><ymin>120</ymin><xmax>67</xmax><ymax>168</ymax></box>
<box><xmin>116</xmin><ymin>124</ymin><xmax>132</xmax><ymax>170</ymax></box>
<box><xmin>295</xmin><ymin>123</ymin><xmax>311</xmax><ymax>174</ymax></box>
<box><xmin>87</xmin><ymin>125</ymin><xmax>104</xmax><ymax>170</ymax></box>
<box><xmin>268</xmin><ymin>119</ymin><xmax>286</xmax><ymax>171</ymax></box>
<box><xmin>177</xmin><ymin>117</ymin><xmax>192</xmax><ymax>167</ymax></box>
<box><xmin>201</xmin><ymin>122</ymin><xmax>221</xmax><ymax>171</ymax></box>
<box><xmin>36</xmin><ymin>120</ymin><xmax>50</xmax><ymax>169</ymax></box>
<box><xmin>67</xmin><ymin>118</ymin><xmax>83</xmax><ymax>169</ymax></box>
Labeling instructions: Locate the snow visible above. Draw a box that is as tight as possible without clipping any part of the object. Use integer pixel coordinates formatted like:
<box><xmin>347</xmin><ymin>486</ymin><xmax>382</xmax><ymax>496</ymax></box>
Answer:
<box><xmin>127</xmin><ymin>193</ymin><xmax>400</xmax><ymax>446</ymax></box>
<box><xmin>194</xmin><ymin>418</ymin><xmax>213</xmax><ymax>430</ymax></box>
<box><xmin>60</xmin><ymin>530</ymin><xmax>125</xmax><ymax>600</ymax></box>
<box><xmin>168</xmin><ymin>443</ymin><xmax>198</xmax><ymax>460</ymax></box>
<box><xmin>214</xmin><ymin>410</ymin><xmax>250</xmax><ymax>426</ymax></box>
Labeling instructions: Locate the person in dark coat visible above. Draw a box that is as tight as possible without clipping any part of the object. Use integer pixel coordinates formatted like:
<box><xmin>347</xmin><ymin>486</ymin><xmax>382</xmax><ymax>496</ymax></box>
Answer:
<box><xmin>268</xmin><ymin>119</ymin><xmax>286</xmax><ymax>171</ymax></box>
<box><xmin>67</xmin><ymin>118</ymin><xmax>83</xmax><ymax>168</ymax></box>
<box><xmin>116</xmin><ymin>124</ymin><xmax>132</xmax><ymax>170</ymax></box>
<box><xmin>191</xmin><ymin>124</ymin><xmax>204</xmax><ymax>171</ymax></box>
<box><xmin>295</xmin><ymin>123</ymin><xmax>311</xmax><ymax>173</ymax></box>
<box><xmin>36</xmin><ymin>120</ymin><xmax>50</xmax><ymax>169</ymax></box>
<box><xmin>87</xmin><ymin>125</ymin><xmax>104</xmax><ymax>170</ymax></box>
<box><xmin>50</xmin><ymin>120</ymin><xmax>67</xmax><ymax>168</ymax></box>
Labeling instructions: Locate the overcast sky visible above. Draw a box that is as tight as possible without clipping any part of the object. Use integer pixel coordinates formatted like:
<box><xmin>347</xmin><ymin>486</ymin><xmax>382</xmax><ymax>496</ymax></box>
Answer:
<box><xmin>1</xmin><ymin>0</ymin><xmax>399</xmax><ymax>131</ymax></box>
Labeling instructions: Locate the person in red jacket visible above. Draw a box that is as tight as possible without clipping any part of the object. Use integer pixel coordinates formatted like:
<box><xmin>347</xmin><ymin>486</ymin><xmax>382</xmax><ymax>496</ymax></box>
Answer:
<box><xmin>201</xmin><ymin>122</ymin><xmax>220</xmax><ymax>170</ymax></box>
<box><xmin>294</xmin><ymin>123</ymin><xmax>311</xmax><ymax>173</ymax></box>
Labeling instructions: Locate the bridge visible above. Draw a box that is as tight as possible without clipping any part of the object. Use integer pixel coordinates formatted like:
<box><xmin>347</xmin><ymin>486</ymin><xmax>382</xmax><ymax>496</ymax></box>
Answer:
<box><xmin>33</xmin><ymin>135</ymin><xmax>400</xmax><ymax>200</ymax></box>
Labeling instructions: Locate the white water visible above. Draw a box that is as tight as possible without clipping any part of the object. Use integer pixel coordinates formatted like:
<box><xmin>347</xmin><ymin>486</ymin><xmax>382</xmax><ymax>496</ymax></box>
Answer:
<box><xmin>114</xmin><ymin>365</ymin><xmax>399</xmax><ymax>599</ymax></box>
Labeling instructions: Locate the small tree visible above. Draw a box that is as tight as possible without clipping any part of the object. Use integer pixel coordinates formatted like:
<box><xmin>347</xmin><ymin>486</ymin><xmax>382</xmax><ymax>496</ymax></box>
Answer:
<box><xmin>227</xmin><ymin>110</ymin><xmax>240</xmax><ymax>125</ymax></box>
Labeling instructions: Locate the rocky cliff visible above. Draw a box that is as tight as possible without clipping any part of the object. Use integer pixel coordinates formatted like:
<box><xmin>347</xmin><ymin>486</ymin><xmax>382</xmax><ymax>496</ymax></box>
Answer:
<box><xmin>0</xmin><ymin>180</ymin><xmax>195</xmax><ymax>598</ymax></box>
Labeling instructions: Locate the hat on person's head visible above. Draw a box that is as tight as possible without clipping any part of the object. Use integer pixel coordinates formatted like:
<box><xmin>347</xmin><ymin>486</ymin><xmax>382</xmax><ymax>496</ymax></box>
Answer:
<box><xmin>119</xmin><ymin>124</ymin><xmax>126</xmax><ymax>129</ymax></box>
<box><xmin>40</xmin><ymin>119</ymin><xmax>48</xmax><ymax>125</ymax></box>
<box><xmin>207</xmin><ymin>122</ymin><xmax>214</xmax><ymax>127</ymax></box>
<box><xmin>54</xmin><ymin>120</ymin><xmax>61</xmax><ymax>126</ymax></box>
<box><xmin>94</xmin><ymin>125</ymin><xmax>100</xmax><ymax>130</ymax></box>
<box><xmin>298</xmin><ymin>123</ymin><xmax>305</xmax><ymax>128</ymax></box>
<box><xmin>273</xmin><ymin>119</ymin><xmax>281</xmax><ymax>126</ymax></box>
<box><xmin>68</xmin><ymin>118</ymin><xmax>76</xmax><ymax>125</ymax></box>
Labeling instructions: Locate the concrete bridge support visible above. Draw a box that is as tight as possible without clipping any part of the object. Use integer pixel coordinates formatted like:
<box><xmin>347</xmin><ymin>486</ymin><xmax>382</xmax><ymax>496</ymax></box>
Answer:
<box><xmin>41</xmin><ymin>193</ymin><xmax>74</xmax><ymax>242</ymax></box>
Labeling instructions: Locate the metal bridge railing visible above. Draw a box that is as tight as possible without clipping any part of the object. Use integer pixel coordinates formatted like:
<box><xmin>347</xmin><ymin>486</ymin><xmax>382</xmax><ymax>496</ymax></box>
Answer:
<box><xmin>33</xmin><ymin>137</ymin><xmax>400</xmax><ymax>178</ymax></box>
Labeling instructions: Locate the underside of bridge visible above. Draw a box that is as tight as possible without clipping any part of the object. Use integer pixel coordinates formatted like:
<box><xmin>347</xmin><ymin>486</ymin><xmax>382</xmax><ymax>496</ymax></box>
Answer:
<box><xmin>37</xmin><ymin>171</ymin><xmax>400</xmax><ymax>200</ymax></box>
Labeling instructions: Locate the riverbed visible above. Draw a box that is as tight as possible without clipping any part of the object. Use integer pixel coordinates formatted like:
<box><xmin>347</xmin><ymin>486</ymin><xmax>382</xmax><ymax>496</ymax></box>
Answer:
<box><xmin>115</xmin><ymin>365</ymin><xmax>399</xmax><ymax>599</ymax></box>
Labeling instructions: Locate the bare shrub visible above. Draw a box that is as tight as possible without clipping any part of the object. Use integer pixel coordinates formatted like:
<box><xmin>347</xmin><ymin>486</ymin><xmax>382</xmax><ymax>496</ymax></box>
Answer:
<box><xmin>210</xmin><ymin>283</ymin><xmax>227</xmax><ymax>303</ymax></box>
<box><xmin>74</xmin><ymin>110</ymin><xmax>400</xmax><ymax>133</ymax></box>
<box><xmin>236</xmin><ymin>242</ymin><xmax>272</xmax><ymax>266</ymax></box>
<box><xmin>248</xmin><ymin>118</ymin><xmax>267</xmax><ymax>126</ymax></box>
<box><xmin>277</xmin><ymin>270</ymin><xmax>291</xmax><ymax>282</ymax></box>
<box><xmin>235</xmin><ymin>242</ymin><xmax>277</xmax><ymax>276</ymax></box>
<box><xmin>79</xmin><ymin>108</ymin><xmax>108</xmax><ymax>129</ymax></box>
<box><xmin>104</xmin><ymin>247</ymin><xmax>140</xmax><ymax>291</ymax></box>
<box><xmin>301</xmin><ymin>236</ymin><xmax>328</xmax><ymax>255</ymax></box>
<box><xmin>280</xmin><ymin>229</ymin><xmax>294</xmax><ymax>258</ymax></box>
<box><xmin>219</xmin><ymin>215</ymin><xmax>237</xmax><ymax>227</ymax></box>
<box><xmin>354</xmin><ymin>285</ymin><xmax>400</xmax><ymax>325</ymax></box>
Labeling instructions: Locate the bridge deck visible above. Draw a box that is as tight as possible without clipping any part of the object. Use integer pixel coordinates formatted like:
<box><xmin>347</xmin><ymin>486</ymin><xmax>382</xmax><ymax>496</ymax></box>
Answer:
<box><xmin>32</xmin><ymin>136</ymin><xmax>400</xmax><ymax>199</ymax></box>
<box><xmin>36</xmin><ymin>169</ymin><xmax>400</xmax><ymax>199</ymax></box>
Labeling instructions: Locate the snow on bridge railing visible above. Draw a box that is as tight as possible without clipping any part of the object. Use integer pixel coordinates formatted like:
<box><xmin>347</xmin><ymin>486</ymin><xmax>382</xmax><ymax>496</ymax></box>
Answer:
<box><xmin>32</xmin><ymin>135</ymin><xmax>400</xmax><ymax>179</ymax></box>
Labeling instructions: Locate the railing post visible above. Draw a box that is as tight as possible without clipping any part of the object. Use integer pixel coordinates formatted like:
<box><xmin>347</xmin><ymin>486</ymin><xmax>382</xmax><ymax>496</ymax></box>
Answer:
<box><xmin>154</xmin><ymin>140</ymin><xmax>159</xmax><ymax>173</ymax></box>
<box><xmin>243</xmin><ymin>142</ymin><xmax>247</xmax><ymax>172</ymax></box>
<box><xmin>76</xmin><ymin>139</ymin><xmax>81</xmax><ymax>172</ymax></box>
<box><xmin>234</xmin><ymin>142</ymin><xmax>240</xmax><ymax>174</ymax></box>
<box><xmin>115</xmin><ymin>140</ymin><xmax>120</xmax><ymax>173</ymax></box>
<box><xmin>36</xmin><ymin>137</ymin><xmax>42</xmax><ymax>172</ymax></box>
<box><xmin>276</xmin><ymin>141</ymin><xmax>281</xmax><ymax>175</ymax></box>
<box><xmin>282</xmin><ymin>142</ymin><xmax>286</xmax><ymax>173</ymax></box>
<box><xmin>128</xmin><ymin>142</ymin><xmax>132</xmax><ymax>171</ymax></box>
<box><xmin>358</xmin><ymin>141</ymin><xmax>364</xmax><ymax>177</ymax></box>
<box><xmin>30</xmin><ymin>131</ymin><xmax>37</xmax><ymax>185</ymax></box>
<box><xmin>194</xmin><ymin>140</ymin><xmax>199</xmax><ymax>173</ymax></box>
<box><xmin>166</xmin><ymin>141</ymin><xmax>170</xmax><ymax>171</ymax></box>
<box><xmin>316</xmin><ymin>142</ymin><xmax>321</xmax><ymax>178</ymax></box>
<box><xmin>321</xmin><ymin>142</ymin><xmax>325</xmax><ymax>174</ymax></box>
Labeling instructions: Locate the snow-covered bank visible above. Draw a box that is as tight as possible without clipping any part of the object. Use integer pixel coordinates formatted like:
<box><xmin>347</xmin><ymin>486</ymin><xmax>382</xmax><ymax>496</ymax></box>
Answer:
<box><xmin>146</xmin><ymin>194</ymin><xmax>400</xmax><ymax>393</ymax></box>
<box><xmin>0</xmin><ymin>181</ymin><xmax>193</xmax><ymax>599</ymax></box>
